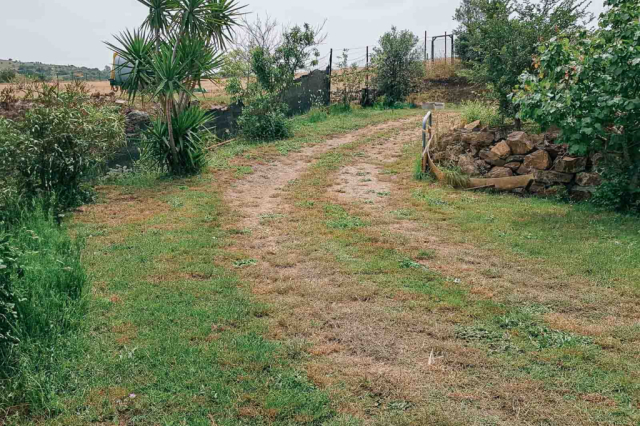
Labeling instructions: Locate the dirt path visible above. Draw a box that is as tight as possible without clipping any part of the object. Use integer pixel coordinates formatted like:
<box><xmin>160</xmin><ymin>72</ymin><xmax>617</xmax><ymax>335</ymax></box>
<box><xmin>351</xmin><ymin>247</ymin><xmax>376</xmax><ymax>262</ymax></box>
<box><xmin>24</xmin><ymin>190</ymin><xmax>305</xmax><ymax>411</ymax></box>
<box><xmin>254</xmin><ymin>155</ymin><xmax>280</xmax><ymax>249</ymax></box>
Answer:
<box><xmin>224</xmin><ymin>118</ymin><xmax>417</xmax><ymax>229</ymax></box>
<box><xmin>223</xmin><ymin>120</ymin><xmax>479</xmax><ymax>423</ymax></box>
<box><xmin>221</xmin><ymin>117</ymin><xmax>628</xmax><ymax>425</ymax></box>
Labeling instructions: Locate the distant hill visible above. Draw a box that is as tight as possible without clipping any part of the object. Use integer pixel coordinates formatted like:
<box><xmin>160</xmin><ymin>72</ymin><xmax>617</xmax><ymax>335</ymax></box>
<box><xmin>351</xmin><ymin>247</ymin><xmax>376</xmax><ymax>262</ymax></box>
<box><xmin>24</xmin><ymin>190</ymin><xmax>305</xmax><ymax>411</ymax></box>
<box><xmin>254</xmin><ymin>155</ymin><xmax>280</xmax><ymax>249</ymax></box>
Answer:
<box><xmin>0</xmin><ymin>59</ymin><xmax>110</xmax><ymax>82</ymax></box>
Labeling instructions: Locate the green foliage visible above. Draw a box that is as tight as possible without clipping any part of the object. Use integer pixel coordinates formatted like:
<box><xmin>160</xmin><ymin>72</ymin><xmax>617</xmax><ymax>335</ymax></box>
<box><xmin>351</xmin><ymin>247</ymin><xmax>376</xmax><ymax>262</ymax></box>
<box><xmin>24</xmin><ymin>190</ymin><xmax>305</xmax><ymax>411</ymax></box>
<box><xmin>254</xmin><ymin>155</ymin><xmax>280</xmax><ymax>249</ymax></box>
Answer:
<box><xmin>514</xmin><ymin>0</ymin><xmax>640</xmax><ymax>212</ymax></box>
<box><xmin>0</xmin><ymin>233</ymin><xmax>20</xmax><ymax>354</ymax></box>
<box><xmin>454</xmin><ymin>0</ymin><xmax>592</xmax><ymax>118</ymax></box>
<box><xmin>460</xmin><ymin>100</ymin><xmax>503</xmax><ymax>128</ymax></box>
<box><xmin>143</xmin><ymin>106</ymin><xmax>209</xmax><ymax>174</ymax></box>
<box><xmin>0</xmin><ymin>69</ymin><xmax>16</xmax><ymax>83</ymax></box>
<box><xmin>108</xmin><ymin>0</ymin><xmax>244</xmax><ymax>175</ymax></box>
<box><xmin>228</xmin><ymin>23</ymin><xmax>322</xmax><ymax>141</ymax></box>
<box><xmin>236</xmin><ymin>93</ymin><xmax>291</xmax><ymax>141</ymax></box>
<box><xmin>372</xmin><ymin>27</ymin><xmax>425</xmax><ymax>106</ymax></box>
<box><xmin>441</xmin><ymin>167</ymin><xmax>471</xmax><ymax>189</ymax></box>
<box><xmin>0</xmin><ymin>93</ymin><xmax>125</xmax><ymax>213</ymax></box>
<box><xmin>306</xmin><ymin>106</ymin><xmax>329</xmax><ymax>123</ymax></box>
<box><xmin>0</xmin><ymin>204</ymin><xmax>88</xmax><ymax>413</ymax></box>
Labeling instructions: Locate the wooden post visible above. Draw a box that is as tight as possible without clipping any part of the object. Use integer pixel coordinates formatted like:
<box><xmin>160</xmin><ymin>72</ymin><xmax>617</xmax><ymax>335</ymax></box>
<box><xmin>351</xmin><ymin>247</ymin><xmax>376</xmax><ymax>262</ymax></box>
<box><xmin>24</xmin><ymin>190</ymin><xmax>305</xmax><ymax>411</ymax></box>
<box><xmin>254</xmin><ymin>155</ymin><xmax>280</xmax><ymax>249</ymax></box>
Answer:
<box><xmin>328</xmin><ymin>48</ymin><xmax>333</xmax><ymax>76</ymax></box>
<box><xmin>366</xmin><ymin>46</ymin><xmax>369</xmax><ymax>89</ymax></box>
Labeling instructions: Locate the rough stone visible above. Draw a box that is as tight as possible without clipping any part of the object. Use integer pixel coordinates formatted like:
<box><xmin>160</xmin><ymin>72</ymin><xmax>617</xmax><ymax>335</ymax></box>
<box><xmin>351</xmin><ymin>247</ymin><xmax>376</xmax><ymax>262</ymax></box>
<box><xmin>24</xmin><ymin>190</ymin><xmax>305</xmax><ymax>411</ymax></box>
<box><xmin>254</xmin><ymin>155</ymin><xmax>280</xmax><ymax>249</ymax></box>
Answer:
<box><xmin>529</xmin><ymin>183</ymin><xmax>563</xmax><ymax>197</ymax></box>
<box><xmin>487</xmin><ymin>167</ymin><xmax>514</xmax><ymax>178</ymax></box>
<box><xmin>461</xmin><ymin>132</ymin><xmax>495</xmax><ymax>147</ymax></box>
<box><xmin>475</xmin><ymin>159</ymin><xmax>491</xmax><ymax>175</ymax></box>
<box><xmin>458</xmin><ymin>154</ymin><xmax>479</xmax><ymax>176</ymax></box>
<box><xmin>554</xmin><ymin>156</ymin><xmax>587</xmax><ymax>173</ymax></box>
<box><xmin>519</xmin><ymin>150</ymin><xmax>551</xmax><ymax>174</ymax></box>
<box><xmin>479</xmin><ymin>149</ymin><xmax>506</xmax><ymax>166</ymax></box>
<box><xmin>530</xmin><ymin>133</ymin><xmax>545</xmax><ymax>145</ymax></box>
<box><xmin>125</xmin><ymin>110</ymin><xmax>151</xmax><ymax>135</ymax></box>
<box><xmin>590</xmin><ymin>152</ymin><xmax>605</xmax><ymax>169</ymax></box>
<box><xmin>465</xmin><ymin>120</ymin><xmax>482</xmax><ymax>131</ymax></box>
<box><xmin>576</xmin><ymin>172</ymin><xmax>602</xmax><ymax>187</ymax></box>
<box><xmin>570</xmin><ymin>186</ymin><xmax>596</xmax><ymax>201</ymax></box>
<box><xmin>505</xmin><ymin>162</ymin><xmax>521</xmax><ymax>172</ymax></box>
<box><xmin>506</xmin><ymin>131</ymin><xmax>536</xmax><ymax>155</ymax></box>
<box><xmin>541</xmin><ymin>143</ymin><xmax>567</xmax><ymax>160</ymax></box>
<box><xmin>491</xmin><ymin>141</ymin><xmax>512</xmax><ymax>159</ymax></box>
<box><xmin>506</xmin><ymin>155</ymin><xmax>525</xmax><ymax>163</ymax></box>
<box><xmin>534</xmin><ymin>170</ymin><xmax>574</xmax><ymax>185</ymax></box>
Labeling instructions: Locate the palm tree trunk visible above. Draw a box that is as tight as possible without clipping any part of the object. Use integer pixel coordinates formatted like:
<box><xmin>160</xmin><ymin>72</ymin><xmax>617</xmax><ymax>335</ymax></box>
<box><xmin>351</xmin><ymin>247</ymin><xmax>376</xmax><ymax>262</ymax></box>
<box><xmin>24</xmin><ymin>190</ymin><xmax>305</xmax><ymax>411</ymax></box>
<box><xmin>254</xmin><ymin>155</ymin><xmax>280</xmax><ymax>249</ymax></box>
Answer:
<box><xmin>165</xmin><ymin>96</ymin><xmax>179</xmax><ymax>169</ymax></box>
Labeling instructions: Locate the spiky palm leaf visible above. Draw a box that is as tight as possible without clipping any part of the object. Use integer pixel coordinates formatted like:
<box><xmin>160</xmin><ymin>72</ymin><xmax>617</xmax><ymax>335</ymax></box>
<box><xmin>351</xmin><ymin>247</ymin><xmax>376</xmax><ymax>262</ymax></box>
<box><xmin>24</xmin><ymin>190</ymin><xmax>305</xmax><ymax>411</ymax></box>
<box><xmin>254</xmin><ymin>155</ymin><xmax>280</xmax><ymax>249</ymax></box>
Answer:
<box><xmin>105</xmin><ymin>29</ymin><xmax>155</xmax><ymax>101</ymax></box>
<box><xmin>137</xmin><ymin>0</ymin><xmax>177</xmax><ymax>36</ymax></box>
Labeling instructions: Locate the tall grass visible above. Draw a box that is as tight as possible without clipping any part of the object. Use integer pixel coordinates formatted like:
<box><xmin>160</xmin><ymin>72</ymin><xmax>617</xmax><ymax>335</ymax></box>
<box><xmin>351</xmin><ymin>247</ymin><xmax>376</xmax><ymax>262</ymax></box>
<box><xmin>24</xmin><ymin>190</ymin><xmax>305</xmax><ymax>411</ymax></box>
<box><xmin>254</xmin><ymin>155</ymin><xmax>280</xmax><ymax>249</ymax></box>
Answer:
<box><xmin>423</xmin><ymin>58</ymin><xmax>461</xmax><ymax>80</ymax></box>
<box><xmin>0</xmin><ymin>201</ymin><xmax>88</xmax><ymax>416</ymax></box>
<box><xmin>460</xmin><ymin>100</ymin><xmax>503</xmax><ymax>128</ymax></box>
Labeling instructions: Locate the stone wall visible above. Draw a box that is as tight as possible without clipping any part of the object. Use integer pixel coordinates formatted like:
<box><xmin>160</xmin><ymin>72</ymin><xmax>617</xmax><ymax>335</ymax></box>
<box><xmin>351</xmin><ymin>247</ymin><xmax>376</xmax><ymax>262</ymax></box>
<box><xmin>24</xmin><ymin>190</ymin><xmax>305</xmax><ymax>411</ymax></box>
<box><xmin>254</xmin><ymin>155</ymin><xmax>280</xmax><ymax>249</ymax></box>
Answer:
<box><xmin>433</xmin><ymin>120</ymin><xmax>602</xmax><ymax>200</ymax></box>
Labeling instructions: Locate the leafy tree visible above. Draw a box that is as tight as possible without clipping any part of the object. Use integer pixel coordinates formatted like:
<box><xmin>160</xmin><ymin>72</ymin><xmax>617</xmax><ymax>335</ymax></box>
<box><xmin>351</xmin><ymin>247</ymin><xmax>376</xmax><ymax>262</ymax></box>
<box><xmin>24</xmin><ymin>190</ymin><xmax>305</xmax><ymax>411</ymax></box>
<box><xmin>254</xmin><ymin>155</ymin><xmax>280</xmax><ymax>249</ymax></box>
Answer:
<box><xmin>514</xmin><ymin>0</ymin><xmax>640</xmax><ymax>211</ymax></box>
<box><xmin>107</xmin><ymin>0</ymin><xmax>244</xmax><ymax>174</ymax></box>
<box><xmin>372</xmin><ymin>27</ymin><xmax>424</xmax><ymax>106</ymax></box>
<box><xmin>226</xmin><ymin>23</ymin><xmax>322</xmax><ymax>140</ymax></box>
<box><xmin>454</xmin><ymin>0</ymin><xmax>592</xmax><ymax>119</ymax></box>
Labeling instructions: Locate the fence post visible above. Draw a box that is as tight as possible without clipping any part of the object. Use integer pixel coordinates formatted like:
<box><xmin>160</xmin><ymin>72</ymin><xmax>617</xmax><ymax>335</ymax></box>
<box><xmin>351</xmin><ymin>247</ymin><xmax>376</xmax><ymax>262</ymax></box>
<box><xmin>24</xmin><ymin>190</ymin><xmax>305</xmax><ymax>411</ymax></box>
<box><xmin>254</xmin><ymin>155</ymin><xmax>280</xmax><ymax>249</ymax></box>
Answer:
<box><xmin>366</xmin><ymin>46</ymin><xmax>369</xmax><ymax>89</ymax></box>
<box><xmin>451</xmin><ymin>34</ymin><xmax>455</xmax><ymax>68</ymax></box>
<box><xmin>424</xmin><ymin>31</ymin><xmax>427</xmax><ymax>63</ymax></box>
<box><xmin>431</xmin><ymin>37</ymin><xmax>435</xmax><ymax>63</ymax></box>
<box><xmin>445</xmin><ymin>32</ymin><xmax>447</xmax><ymax>64</ymax></box>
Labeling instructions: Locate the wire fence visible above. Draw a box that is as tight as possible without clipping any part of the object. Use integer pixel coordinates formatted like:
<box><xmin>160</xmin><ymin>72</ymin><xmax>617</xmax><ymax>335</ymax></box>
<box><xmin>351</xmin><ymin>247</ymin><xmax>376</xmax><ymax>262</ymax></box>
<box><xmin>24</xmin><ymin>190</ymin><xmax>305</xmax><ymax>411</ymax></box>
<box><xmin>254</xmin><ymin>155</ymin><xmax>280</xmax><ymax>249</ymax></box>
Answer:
<box><xmin>304</xmin><ymin>32</ymin><xmax>458</xmax><ymax>105</ymax></box>
<box><xmin>311</xmin><ymin>32</ymin><xmax>457</xmax><ymax>73</ymax></box>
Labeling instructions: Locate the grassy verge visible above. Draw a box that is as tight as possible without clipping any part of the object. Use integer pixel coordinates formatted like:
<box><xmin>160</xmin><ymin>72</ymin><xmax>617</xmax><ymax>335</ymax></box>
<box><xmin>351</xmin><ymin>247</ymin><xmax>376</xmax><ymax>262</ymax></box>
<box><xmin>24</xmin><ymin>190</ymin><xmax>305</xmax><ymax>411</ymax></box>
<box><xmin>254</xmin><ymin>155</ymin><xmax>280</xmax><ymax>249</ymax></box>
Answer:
<box><xmin>1</xmin><ymin>204</ymin><xmax>88</xmax><ymax>419</ymax></box>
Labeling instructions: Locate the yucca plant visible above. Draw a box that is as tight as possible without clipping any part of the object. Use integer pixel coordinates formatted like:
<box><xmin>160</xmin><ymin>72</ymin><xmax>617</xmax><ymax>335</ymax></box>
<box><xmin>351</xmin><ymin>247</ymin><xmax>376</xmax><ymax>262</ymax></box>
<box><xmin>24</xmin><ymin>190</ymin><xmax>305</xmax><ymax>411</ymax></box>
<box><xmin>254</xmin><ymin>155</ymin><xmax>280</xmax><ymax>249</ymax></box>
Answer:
<box><xmin>106</xmin><ymin>0</ymin><xmax>244</xmax><ymax>174</ymax></box>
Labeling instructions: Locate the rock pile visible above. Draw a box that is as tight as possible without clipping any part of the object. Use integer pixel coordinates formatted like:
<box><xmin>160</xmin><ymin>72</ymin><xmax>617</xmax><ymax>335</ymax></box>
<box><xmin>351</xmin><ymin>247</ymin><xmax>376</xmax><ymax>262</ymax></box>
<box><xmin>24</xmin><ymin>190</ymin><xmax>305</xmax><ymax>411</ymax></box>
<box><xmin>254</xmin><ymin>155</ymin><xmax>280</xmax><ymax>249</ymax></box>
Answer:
<box><xmin>432</xmin><ymin>120</ymin><xmax>602</xmax><ymax>199</ymax></box>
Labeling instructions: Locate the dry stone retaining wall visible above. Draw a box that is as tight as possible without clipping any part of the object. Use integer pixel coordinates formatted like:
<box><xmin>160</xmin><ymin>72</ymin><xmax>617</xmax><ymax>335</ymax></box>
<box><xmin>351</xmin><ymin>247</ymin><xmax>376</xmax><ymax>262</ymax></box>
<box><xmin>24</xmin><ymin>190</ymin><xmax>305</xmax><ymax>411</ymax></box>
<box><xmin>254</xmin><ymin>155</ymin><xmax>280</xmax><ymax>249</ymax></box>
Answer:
<box><xmin>433</xmin><ymin>120</ymin><xmax>602</xmax><ymax>200</ymax></box>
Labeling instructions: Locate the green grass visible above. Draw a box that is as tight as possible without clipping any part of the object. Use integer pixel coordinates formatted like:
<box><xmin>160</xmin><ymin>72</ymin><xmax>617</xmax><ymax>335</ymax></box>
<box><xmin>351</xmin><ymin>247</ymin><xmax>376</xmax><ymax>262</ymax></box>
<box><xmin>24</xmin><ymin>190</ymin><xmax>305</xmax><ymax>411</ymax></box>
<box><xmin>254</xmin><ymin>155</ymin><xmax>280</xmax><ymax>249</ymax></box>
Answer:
<box><xmin>1</xmin><ymin>204</ymin><xmax>88</xmax><ymax>416</ymax></box>
<box><xmin>208</xmin><ymin>106</ymin><xmax>423</xmax><ymax>170</ymax></box>
<box><xmin>1</xmin><ymin>186</ymin><xmax>333</xmax><ymax>425</ymax></box>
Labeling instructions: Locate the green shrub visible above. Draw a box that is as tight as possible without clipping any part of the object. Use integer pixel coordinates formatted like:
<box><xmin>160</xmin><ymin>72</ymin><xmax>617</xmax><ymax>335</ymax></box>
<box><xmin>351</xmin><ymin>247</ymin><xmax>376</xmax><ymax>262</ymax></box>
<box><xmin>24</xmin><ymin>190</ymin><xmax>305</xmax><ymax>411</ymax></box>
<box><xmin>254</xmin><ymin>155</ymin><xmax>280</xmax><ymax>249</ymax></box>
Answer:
<box><xmin>454</xmin><ymin>0</ymin><xmax>592</xmax><ymax>118</ymax></box>
<box><xmin>0</xmin><ymin>203</ymin><xmax>88</xmax><ymax>413</ymax></box>
<box><xmin>143</xmin><ymin>106</ymin><xmax>208</xmax><ymax>175</ymax></box>
<box><xmin>0</xmin><ymin>69</ymin><xmax>16</xmax><ymax>83</ymax></box>
<box><xmin>372</xmin><ymin>27</ymin><xmax>425</xmax><ymax>106</ymax></box>
<box><xmin>460</xmin><ymin>100</ymin><xmax>502</xmax><ymax>128</ymax></box>
<box><xmin>0</xmin><ymin>98</ymin><xmax>125</xmax><ymax>212</ymax></box>
<box><xmin>238</xmin><ymin>94</ymin><xmax>291</xmax><ymax>141</ymax></box>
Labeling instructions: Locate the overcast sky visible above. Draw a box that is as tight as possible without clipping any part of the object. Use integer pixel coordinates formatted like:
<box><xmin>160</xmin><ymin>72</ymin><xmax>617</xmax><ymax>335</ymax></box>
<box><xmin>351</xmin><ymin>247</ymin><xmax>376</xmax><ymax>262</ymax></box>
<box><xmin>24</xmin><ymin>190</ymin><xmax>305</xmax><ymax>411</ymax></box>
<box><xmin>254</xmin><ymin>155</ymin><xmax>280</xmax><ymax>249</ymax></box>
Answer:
<box><xmin>1</xmin><ymin>0</ymin><xmax>607</xmax><ymax>69</ymax></box>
